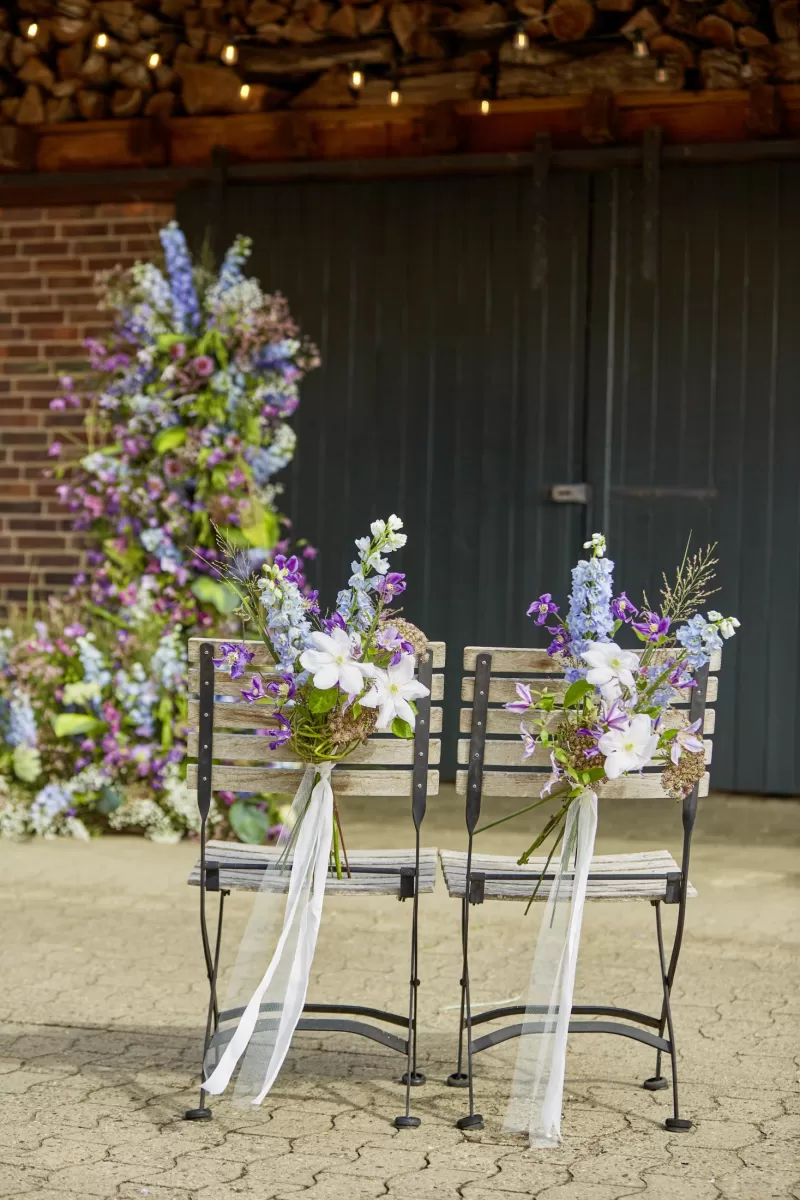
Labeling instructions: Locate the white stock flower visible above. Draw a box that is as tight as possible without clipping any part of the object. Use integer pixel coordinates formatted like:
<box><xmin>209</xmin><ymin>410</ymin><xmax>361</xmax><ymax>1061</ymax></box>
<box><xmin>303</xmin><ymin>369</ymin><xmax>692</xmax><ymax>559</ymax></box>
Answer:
<box><xmin>598</xmin><ymin>714</ymin><xmax>659</xmax><ymax>779</ymax></box>
<box><xmin>360</xmin><ymin>654</ymin><xmax>429</xmax><ymax>730</ymax></box>
<box><xmin>708</xmin><ymin>611</ymin><xmax>740</xmax><ymax>640</ymax></box>
<box><xmin>582</xmin><ymin>642</ymin><xmax>638</xmax><ymax>692</ymax></box>
<box><xmin>299</xmin><ymin>627</ymin><xmax>369</xmax><ymax>694</ymax></box>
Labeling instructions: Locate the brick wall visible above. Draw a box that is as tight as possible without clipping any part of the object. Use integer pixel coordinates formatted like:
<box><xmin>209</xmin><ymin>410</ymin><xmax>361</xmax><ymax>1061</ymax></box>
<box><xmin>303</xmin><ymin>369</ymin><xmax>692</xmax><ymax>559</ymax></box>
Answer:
<box><xmin>0</xmin><ymin>200</ymin><xmax>174</xmax><ymax>611</ymax></box>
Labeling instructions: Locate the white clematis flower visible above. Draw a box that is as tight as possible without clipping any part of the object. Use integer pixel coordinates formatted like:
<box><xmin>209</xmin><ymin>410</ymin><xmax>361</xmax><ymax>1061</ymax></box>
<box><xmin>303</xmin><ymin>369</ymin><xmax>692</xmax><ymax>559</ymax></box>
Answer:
<box><xmin>598</xmin><ymin>714</ymin><xmax>659</xmax><ymax>779</ymax></box>
<box><xmin>359</xmin><ymin>653</ymin><xmax>429</xmax><ymax>730</ymax></box>
<box><xmin>299</xmin><ymin>627</ymin><xmax>369</xmax><ymax>695</ymax></box>
<box><xmin>582</xmin><ymin>641</ymin><xmax>639</xmax><ymax>693</ymax></box>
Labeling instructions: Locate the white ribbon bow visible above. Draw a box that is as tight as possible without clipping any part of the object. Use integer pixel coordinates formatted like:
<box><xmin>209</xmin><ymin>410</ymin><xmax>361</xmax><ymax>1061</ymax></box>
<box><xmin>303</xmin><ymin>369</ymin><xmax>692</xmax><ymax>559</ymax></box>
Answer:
<box><xmin>203</xmin><ymin>761</ymin><xmax>335</xmax><ymax>1104</ymax></box>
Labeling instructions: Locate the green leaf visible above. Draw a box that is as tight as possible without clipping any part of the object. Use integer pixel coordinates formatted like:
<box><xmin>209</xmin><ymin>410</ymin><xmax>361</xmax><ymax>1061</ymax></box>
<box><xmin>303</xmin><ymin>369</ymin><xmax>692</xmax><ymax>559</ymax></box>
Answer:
<box><xmin>216</xmin><ymin>524</ymin><xmax>250</xmax><ymax>549</ymax></box>
<box><xmin>228</xmin><ymin>801</ymin><xmax>271</xmax><ymax>845</ymax></box>
<box><xmin>660</xmin><ymin>728</ymin><xmax>679</xmax><ymax>741</ymax></box>
<box><xmin>585</xmin><ymin>766</ymin><xmax>607</xmax><ymax>782</ymax></box>
<box><xmin>539</xmin><ymin>693</ymin><xmax>555</xmax><ymax>712</ymax></box>
<box><xmin>53</xmin><ymin>713</ymin><xmax>105</xmax><ymax>738</ymax></box>
<box><xmin>153</xmin><ymin>426</ymin><xmax>187</xmax><ymax>454</ymax></box>
<box><xmin>191</xmin><ymin>576</ymin><xmax>241</xmax><ymax>614</ymax></box>
<box><xmin>307</xmin><ymin>686</ymin><xmax>339</xmax><ymax>714</ymax></box>
<box><xmin>392</xmin><ymin>717</ymin><xmax>414</xmax><ymax>740</ymax></box>
<box><xmin>563</xmin><ymin>679</ymin><xmax>594</xmax><ymax>709</ymax></box>
<box><xmin>240</xmin><ymin>502</ymin><xmax>280</xmax><ymax>550</ymax></box>
<box><xmin>553</xmin><ymin>747</ymin><xmax>569</xmax><ymax>764</ymax></box>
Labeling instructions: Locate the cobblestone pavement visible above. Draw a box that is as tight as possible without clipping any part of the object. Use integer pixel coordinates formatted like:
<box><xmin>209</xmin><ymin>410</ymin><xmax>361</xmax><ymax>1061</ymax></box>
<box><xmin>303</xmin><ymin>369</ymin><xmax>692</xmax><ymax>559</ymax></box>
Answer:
<box><xmin>1</xmin><ymin>788</ymin><xmax>799</xmax><ymax>1200</ymax></box>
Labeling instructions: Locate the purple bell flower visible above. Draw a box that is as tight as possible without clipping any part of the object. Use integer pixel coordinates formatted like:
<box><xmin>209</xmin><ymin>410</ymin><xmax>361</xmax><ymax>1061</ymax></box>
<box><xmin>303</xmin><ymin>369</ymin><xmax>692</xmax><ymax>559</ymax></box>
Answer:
<box><xmin>527</xmin><ymin>593</ymin><xmax>560</xmax><ymax>625</ymax></box>
<box><xmin>632</xmin><ymin>612</ymin><xmax>671</xmax><ymax>642</ymax></box>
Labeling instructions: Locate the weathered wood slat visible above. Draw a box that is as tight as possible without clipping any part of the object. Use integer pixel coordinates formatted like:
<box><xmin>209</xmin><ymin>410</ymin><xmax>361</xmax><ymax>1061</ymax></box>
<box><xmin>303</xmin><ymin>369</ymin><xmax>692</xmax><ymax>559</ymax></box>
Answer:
<box><xmin>187</xmin><ymin>732</ymin><xmax>441</xmax><ymax>766</ymax></box>
<box><xmin>455</xmin><ymin>770</ymin><xmax>710</xmax><ymax>798</ymax></box>
<box><xmin>463</xmin><ymin>645</ymin><xmax>721</xmax><ymax>674</ymax></box>
<box><xmin>456</xmin><ymin>738</ymin><xmax>712</xmax><ymax>768</ymax></box>
<box><xmin>187</xmin><ymin>699</ymin><xmax>443</xmax><ymax>734</ymax></box>
<box><xmin>458</xmin><ymin>707</ymin><xmax>716</xmax><ymax>736</ymax></box>
<box><xmin>439</xmin><ymin>849</ymin><xmax>696</xmax><ymax>902</ymax></box>
<box><xmin>461</xmin><ymin>675</ymin><xmax>718</xmax><ymax>705</ymax></box>
<box><xmin>190</xmin><ymin>667</ymin><xmax>445</xmax><ymax>700</ymax></box>
<box><xmin>189</xmin><ymin>636</ymin><xmax>446</xmax><ymax>669</ymax></box>
<box><xmin>189</xmin><ymin>843</ymin><xmax>438</xmax><ymax>895</ymax></box>
<box><xmin>187</xmin><ymin>764</ymin><xmax>439</xmax><ymax>796</ymax></box>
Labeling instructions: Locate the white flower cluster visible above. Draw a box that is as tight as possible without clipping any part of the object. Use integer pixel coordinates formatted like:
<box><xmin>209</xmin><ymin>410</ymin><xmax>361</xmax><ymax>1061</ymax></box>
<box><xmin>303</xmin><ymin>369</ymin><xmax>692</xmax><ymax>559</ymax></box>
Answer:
<box><xmin>150</xmin><ymin>628</ymin><xmax>188</xmax><ymax>691</ymax></box>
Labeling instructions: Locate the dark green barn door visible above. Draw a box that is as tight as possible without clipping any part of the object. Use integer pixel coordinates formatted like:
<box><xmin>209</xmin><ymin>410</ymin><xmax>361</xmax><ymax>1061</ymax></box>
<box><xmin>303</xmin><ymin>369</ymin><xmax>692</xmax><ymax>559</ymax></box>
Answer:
<box><xmin>180</xmin><ymin>174</ymin><xmax>592</xmax><ymax>776</ymax></box>
<box><xmin>586</xmin><ymin>163</ymin><xmax>800</xmax><ymax>794</ymax></box>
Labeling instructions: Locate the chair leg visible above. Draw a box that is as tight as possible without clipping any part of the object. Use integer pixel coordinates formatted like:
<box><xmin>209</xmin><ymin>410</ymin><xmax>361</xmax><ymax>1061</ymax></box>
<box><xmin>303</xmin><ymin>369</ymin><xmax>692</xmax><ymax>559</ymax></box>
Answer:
<box><xmin>455</xmin><ymin>856</ymin><xmax>483</xmax><ymax>1131</ymax></box>
<box><xmin>653</xmin><ymin>900</ymin><xmax>692</xmax><ymax>1132</ymax></box>
<box><xmin>185</xmin><ymin>887</ymin><xmax>226</xmax><ymax>1121</ymax></box>
<box><xmin>447</xmin><ymin>896</ymin><xmax>470</xmax><ymax>1090</ymax></box>
<box><xmin>395</xmin><ymin>832</ymin><xmax>423</xmax><ymax>1129</ymax></box>
<box><xmin>643</xmin><ymin>900</ymin><xmax>670</xmax><ymax>1093</ymax></box>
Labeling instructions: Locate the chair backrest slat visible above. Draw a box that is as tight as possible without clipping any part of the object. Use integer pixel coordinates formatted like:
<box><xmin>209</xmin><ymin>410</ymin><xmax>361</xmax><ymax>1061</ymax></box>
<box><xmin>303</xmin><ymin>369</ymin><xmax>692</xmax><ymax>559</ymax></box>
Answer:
<box><xmin>457</xmin><ymin>644</ymin><xmax>719</xmax><ymax>801</ymax></box>
<box><xmin>187</xmin><ymin>638</ymin><xmax>445</xmax><ymax>799</ymax></box>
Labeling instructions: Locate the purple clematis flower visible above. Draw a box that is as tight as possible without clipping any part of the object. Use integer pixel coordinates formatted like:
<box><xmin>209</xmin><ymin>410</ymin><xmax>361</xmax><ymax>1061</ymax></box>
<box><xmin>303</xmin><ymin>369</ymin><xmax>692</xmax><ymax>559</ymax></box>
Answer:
<box><xmin>505</xmin><ymin>682</ymin><xmax>533</xmax><ymax>714</ymax></box>
<box><xmin>633</xmin><ymin>612</ymin><xmax>671</xmax><ymax>642</ymax></box>
<box><xmin>668</xmin><ymin>663</ymin><xmax>697</xmax><ymax>690</ymax></box>
<box><xmin>377</xmin><ymin>624</ymin><xmax>414</xmax><ymax>665</ymax></box>
<box><xmin>670</xmin><ymin>718</ymin><xmax>704</xmax><ymax>765</ymax></box>
<box><xmin>375</xmin><ymin>572</ymin><xmax>407</xmax><ymax>600</ymax></box>
<box><xmin>611</xmin><ymin>591</ymin><xmax>638</xmax><ymax>622</ymax></box>
<box><xmin>265</xmin><ymin>713</ymin><xmax>292</xmax><ymax>750</ymax></box>
<box><xmin>527</xmin><ymin>593</ymin><xmax>559</xmax><ymax>625</ymax></box>
<box><xmin>546</xmin><ymin>625</ymin><xmax>570</xmax><ymax>657</ymax></box>
<box><xmin>323</xmin><ymin>611</ymin><xmax>347</xmax><ymax>634</ymax></box>
<box><xmin>241</xmin><ymin>674</ymin><xmax>267</xmax><ymax>703</ymax></box>
<box><xmin>602</xmin><ymin>699</ymin><xmax>629</xmax><ymax>731</ymax></box>
<box><xmin>266</xmin><ymin>673</ymin><xmax>296</xmax><ymax>702</ymax></box>
<box><xmin>273</xmin><ymin>553</ymin><xmax>302</xmax><ymax>583</ymax></box>
<box><xmin>520</xmin><ymin>723</ymin><xmax>537</xmax><ymax>760</ymax></box>
<box><xmin>213</xmin><ymin>642</ymin><xmax>255</xmax><ymax>679</ymax></box>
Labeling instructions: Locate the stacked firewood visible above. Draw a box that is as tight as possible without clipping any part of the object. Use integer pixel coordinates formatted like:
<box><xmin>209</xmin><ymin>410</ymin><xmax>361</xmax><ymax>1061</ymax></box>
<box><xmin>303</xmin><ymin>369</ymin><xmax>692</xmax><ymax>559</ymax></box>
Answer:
<box><xmin>0</xmin><ymin>0</ymin><xmax>797</xmax><ymax>123</ymax></box>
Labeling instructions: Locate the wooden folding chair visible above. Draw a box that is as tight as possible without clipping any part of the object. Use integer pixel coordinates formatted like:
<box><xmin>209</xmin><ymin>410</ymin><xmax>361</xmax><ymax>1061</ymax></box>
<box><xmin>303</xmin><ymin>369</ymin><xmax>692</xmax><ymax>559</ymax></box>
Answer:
<box><xmin>184</xmin><ymin>636</ymin><xmax>445</xmax><ymax>1129</ymax></box>
<box><xmin>439</xmin><ymin>645</ymin><xmax>719</xmax><ymax>1133</ymax></box>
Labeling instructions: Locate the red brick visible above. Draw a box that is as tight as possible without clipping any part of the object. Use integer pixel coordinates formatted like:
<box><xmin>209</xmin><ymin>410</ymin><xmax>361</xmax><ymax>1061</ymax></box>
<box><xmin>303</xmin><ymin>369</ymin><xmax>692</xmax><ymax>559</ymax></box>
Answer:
<box><xmin>0</xmin><ymin>414</ymin><xmax>40</xmax><ymax>427</ymax></box>
<box><xmin>35</xmin><ymin>258</ymin><xmax>84</xmax><ymax>273</ymax></box>
<box><xmin>0</xmin><ymin>261</ymin><xmax>32</xmax><ymax>275</ymax></box>
<box><xmin>33</xmin><ymin>327</ymin><xmax>81</xmax><ymax>342</ymax></box>
<box><xmin>59</xmin><ymin>222</ymin><xmax>109</xmax><ymax>237</ymax></box>
<box><xmin>45</xmin><ymin>206</ymin><xmax>97</xmax><ymax>219</ymax></box>
<box><xmin>10</xmin><ymin>225</ymin><xmax>58</xmax><ymax>240</ymax></box>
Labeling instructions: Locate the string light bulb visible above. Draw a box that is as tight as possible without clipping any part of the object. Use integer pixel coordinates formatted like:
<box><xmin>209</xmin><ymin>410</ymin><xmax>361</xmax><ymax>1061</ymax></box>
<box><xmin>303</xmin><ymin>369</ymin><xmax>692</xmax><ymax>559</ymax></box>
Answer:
<box><xmin>740</xmin><ymin>52</ymin><xmax>753</xmax><ymax>81</ymax></box>
<box><xmin>239</xmin><ymin>83</ymin><xmax>250</xmax><ymax>99</ymax></box>
<box><xmin>632</xmin><ymin>31</ymin><xmax>649</xmax><ymax>59</ymax></box>
<box><xmin>148</xmin><ymin>51</ymin><xmax>161</xmax><ymax>69</ymax></box>
<box><xmin>513</xmin><ymin>24</ymin><xmax>529</xmax><ymax>50</ymax></box>
<box><xmin>389</xmin><ymin>86</ymin><xmax>401</xmax><ymax>106</ymax></box>
<box><xmin>26</xmin><ymin>21</ymin><xmax>38</xmax><ymax>38</ymax></box>
<box><xmin>94</xmin><ymin>31</ymin><xmax>108</xmax><ymax>49</ymax></box>
<box><xmin>350</xmin><ymin>67</ymin><xmax>363</xmax><ymax>89</ymax></box>
<box><xmin>222</xmin><ymin>43</ymin><xmax>238</xmax><ymax>65</ymax></box>
<box><xmin>654</xmin><ymin>56</ymin><xmax>668</xmax><ymax>83</ymax></box>
<box><xmin>480</xmin><ymin>98</ymin><xmax>490</xmax><ymax>115</ymax></box>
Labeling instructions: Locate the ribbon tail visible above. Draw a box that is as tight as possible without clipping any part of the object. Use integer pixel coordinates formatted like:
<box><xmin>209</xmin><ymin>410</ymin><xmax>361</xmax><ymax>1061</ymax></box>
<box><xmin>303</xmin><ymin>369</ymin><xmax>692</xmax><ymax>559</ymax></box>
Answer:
<box><xmin>202</xmin><ymin>762</ymin><xmax>335</xmax><ymax>1103</ymax></box>
<box><xmin>503</xmin><ymin>789</ymin><xmax>598</xmax><ymax>1148</ymax></box>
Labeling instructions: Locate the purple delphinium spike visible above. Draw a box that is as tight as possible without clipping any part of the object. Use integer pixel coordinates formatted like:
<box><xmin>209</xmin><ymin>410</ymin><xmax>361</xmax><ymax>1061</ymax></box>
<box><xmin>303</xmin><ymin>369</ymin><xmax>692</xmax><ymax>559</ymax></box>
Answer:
<box><xmin>505</xmin><ymin>682</ymin><xmax>533</xmax><ymax>714</ymax></box>
<box><xmin>527</xmin><ymin>593</ymin><xmax>559</xmax><ymax>625</ymax></box>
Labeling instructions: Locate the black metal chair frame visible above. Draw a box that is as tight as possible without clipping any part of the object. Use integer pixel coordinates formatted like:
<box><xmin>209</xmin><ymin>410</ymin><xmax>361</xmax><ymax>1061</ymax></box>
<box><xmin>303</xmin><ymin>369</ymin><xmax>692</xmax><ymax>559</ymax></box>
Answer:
<box><xmin>185</xmin><ymin>641</ymin><xmax>435</xmax><ymax>1129</ymax></box>
<box><xmin>447</xmin><ymin>650</ymin><xmax>710</xmax><ymax>1134</ymax></box>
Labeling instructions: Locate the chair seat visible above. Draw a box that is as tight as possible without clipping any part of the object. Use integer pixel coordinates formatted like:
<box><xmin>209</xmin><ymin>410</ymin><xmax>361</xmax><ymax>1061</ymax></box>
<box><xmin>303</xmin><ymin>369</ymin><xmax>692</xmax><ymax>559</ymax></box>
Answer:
<box><xmin>189</xmin><ymin>840</ymin><xmax>438</xmax><ymax>897</ymax></box>
<box><xmin>439</xmin><ymin>849</ymin><xmax>696</xmax><ymax>902</ymax></box>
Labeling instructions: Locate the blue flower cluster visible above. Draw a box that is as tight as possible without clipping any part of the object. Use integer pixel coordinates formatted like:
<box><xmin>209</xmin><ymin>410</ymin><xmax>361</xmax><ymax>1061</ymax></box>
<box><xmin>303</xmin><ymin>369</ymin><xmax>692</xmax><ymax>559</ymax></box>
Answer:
<box><xmin>77</xmin><ymin>634</ymin><xmax>112</xmax><ymax>691</ymax></box>
<box><xmin>216</xmin><ymin>234</ymin><xmax>251</xmax><ymax>295</ymax></box>
<box><xmin>676</xmin><ymin>614</ymin><xmax>723</xmax><ymax>670</ymax></box>
<box><xmin>3</xmin><ymin>695</ymin><xmax>38</xmax><ymax>748</ymax></box>
<box><xmin>257</xmin><ymin>565</ymin><xmax>315</xmax><ymax>675</ymax></box>
<box><xmin>159</xmin><ymin>221</ymin><xmax>200</xmax><ymax>333</ymax></box>
<box><xmin>566</xmin><ymin>555</ymin><xmax>615</xmax><ymax>656</ymax></box>
<box><xmin>30</xmin><ymin>783</ymin><xmax>71</xmax><ymax>835</ymax></box>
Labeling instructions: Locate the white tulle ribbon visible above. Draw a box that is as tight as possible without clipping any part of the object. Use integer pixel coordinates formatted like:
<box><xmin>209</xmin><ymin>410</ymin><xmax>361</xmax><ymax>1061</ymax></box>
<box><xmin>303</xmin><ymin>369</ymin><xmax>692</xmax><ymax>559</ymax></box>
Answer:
<box><xmin>503</xmin><ymin>788</ymin><xmax>598</xmax><ymax>1147</ymax></box>
<box><xmin>202</xmin><ymin>761</ymin><xmax>335</xmax><ymax>1104</ymax></box>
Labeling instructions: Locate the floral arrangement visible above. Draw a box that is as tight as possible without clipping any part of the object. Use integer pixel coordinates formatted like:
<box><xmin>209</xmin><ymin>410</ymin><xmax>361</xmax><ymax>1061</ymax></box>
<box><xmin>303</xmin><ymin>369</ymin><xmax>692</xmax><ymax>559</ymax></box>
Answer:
<box><xmin>0</xmin><ymin>223</ymin><xmax>317</xmax><ymax>842</ymax></box>
<box><xmin>213</xmin><ymin>515</ymin><xmax>430</xmax><ymax>874</ymax></box>
<box><xmin>503</xmin><ymin>533</ymin><xmax>739</xmax><ymax>881</ymax></box>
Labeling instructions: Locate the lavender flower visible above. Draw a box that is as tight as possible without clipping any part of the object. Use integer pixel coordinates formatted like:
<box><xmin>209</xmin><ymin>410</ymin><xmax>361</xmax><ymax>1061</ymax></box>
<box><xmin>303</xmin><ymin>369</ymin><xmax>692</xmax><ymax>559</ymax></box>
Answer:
<box><xmin>670</xmin><ymin>718</ymin><xmax>704</xmax><ymax>765</ymax></box>
<box><xmin>375</xmin><ymin>572</ymin><xmax>407</xmax><ymax>600</ymax></box>
<box><xmin>520</xmin><ymin>723</ymin><xmax>537</xmax><ymax>760</ymax></box>
<box><xmin>241</xmin><ymin>675</ymin><xmax>267</xmax><ymax>703</ymax></box>
<box><xmin>159</xmin><ymin>221</ymin><xmax>200</xmax><ymax>333</ymax></box>
<box><xmin>505</xmin><ymin>682</ymin><xmax>533</xmax><ymax>714</ymax></box>
<box><xmin>213</xmin><ymin>642</ymin><xmax>255</xmax><ymax>680</ymax></box>
<box><xmin>611</xmin><ymin>592</ymin><xmax>638</xmax><ymax>622</ymax></box>
<box><xmin>264</xmin><ymin>713</ymin><xmax>292</xmax><ymax>750</ymax></box>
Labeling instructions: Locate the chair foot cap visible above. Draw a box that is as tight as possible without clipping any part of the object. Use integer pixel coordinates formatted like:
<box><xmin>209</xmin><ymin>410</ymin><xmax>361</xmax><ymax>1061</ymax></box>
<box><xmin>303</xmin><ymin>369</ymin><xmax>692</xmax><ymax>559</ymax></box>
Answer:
<box><xmin>665</xmin><ymin>1118</ymin><xmax>692</xmax><ymax>1132</ymax></box>
<box><xmin>184</xmin><ymin>1108</ymin><xmax>212</xmax><ymax>1121</ymax></box>
<box><xmin>394</xmin><ymin>1115</ymin><xmax>421</xmax><ymax>1129</ymax></box>
<box><xmin>400</xmin><ymin>1071</ymin><xmax>426</xmax><ymax>1086</ymax></box>
<box><xmin>643</xmin><ymin>1076</ymin><xmax>669</xmax><ymax>1091</ymax></box>
<box><xmin>457</xmin><ymin>1114</ymin><xmax>484</xmax><ymax>1131</ymax></box>
<box><xmin>446</xmin><ymin>1072</ymin><xmax>470</xmax><ymax>1088</ymax></box>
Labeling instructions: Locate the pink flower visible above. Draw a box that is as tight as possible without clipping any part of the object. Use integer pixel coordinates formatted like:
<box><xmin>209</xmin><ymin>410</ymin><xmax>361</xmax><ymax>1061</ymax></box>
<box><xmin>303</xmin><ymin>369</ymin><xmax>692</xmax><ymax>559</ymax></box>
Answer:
<box><xmin>192</xmin><ymin>355</ymin><xmax>215</xmax><ymax>377</ymax></box>
<box><xmin>170</xmin><ymin>342</ymin><xmax>187</xmax><ymax>360</ymax></box>
<box><xmin>48</xmin><ymin>441</ymin><xmax>62</xmax><ymax>457</ymax></box>
<box><xmin>50</xmin><ymin>398</ymin><xmax>66</xmax><ymax>411</ymax></box>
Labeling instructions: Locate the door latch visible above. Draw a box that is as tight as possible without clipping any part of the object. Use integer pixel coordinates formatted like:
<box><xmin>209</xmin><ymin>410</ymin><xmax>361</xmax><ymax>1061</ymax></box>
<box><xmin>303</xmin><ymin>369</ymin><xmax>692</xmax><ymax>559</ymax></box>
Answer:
<box><xmin>550</xmin><ymin>483</ymin><xmax>591</xmax><ymax>504</ymax></box>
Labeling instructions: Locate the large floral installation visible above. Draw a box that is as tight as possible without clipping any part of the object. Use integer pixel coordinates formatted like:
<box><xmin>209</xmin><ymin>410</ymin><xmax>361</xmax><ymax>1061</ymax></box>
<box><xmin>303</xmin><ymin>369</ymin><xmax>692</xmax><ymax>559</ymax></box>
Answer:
<box><xmin>0</xmin><ymin>223</ymin><xmax>318</xmax><ymax>843</ymax></box>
